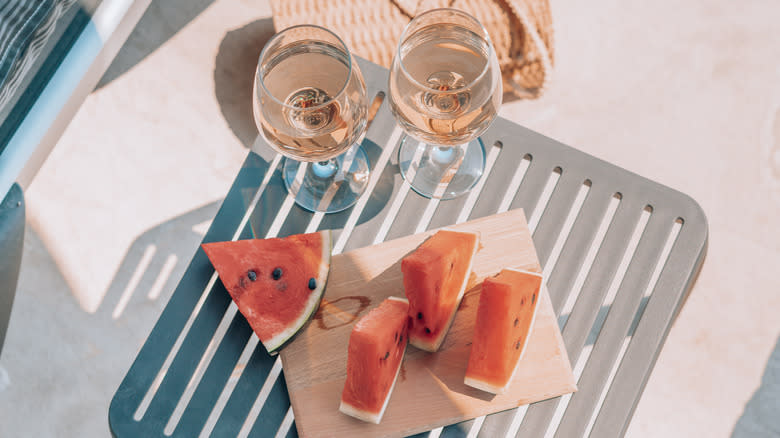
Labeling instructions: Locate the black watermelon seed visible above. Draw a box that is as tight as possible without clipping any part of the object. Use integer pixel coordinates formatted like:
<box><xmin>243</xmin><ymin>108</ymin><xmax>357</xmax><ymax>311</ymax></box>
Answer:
<box><xmin>394</xmin><ymin>332</ymin><xmax>398</xmax><ymax>341</ymax></box>
<box><xmin>399</xmin><ymin>334</ymin><xmax>403</xmax><ymax>343</ymax></box>
<box><xmin>308</xmin><ymin>278</ymin><xmax>317</xmax><ymax>290</ymax></box>
<box><xmin>515</xmin><ymin>340</ymin><xmax>521</xmax><ymax>350</ymax></box>
<box><xmin>424</xmin><ymin>327</ymin><xmax>431</xmax><ymax>334</ymax></box>
<box><xmin>384</xmin><ymin>351</ymin><xmax>389</xmax><ymax>360</ymax></box>
<box><xmin>417</xmin><ymin>312</ymin><xmax>423</xmax><ymax>320</ymax></box>
<box><xmin>521</xmin><ymin>297</ymin><xmax>526</xmax><ymax>306</ymax></box>
<box><xmin>514</xmin><ymin>318</ymin><xmax>519</xmax><ymax>327</ymax></box>
<box><xmin>272</xmin><ymin>267</ymin><xmax>282</xmax><ymax>280</ymax></box>
<box><xmin>532</xmin><ymin>293</ymin><xmax>537</xmax><ymax>304</ymax></box>
<box><xmin>247</xmin><ymin>270</ymin><xmax>257</xmax><ymax>281</ymax></box>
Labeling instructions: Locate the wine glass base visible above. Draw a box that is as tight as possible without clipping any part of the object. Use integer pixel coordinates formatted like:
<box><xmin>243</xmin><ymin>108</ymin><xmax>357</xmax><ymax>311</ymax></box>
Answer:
<box><xmin>397</xmin><ymin>136</ymin><xmax>485</xmax><ymax>200</ymax></box>
<box><xmin>282</xmin><ymin>146</ymin><xmax>370</xmax><ymax>213</ymax></box>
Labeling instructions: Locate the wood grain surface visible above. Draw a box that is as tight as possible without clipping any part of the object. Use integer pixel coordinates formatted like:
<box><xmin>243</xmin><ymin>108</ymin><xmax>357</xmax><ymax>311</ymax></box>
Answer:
<box><xmin>279</xmin><ymin>209</ymin><xmax>577</xmax><ymax>438</ymax></box>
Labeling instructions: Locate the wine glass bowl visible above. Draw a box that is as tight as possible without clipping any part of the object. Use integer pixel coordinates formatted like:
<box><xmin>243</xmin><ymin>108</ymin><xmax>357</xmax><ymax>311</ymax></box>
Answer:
<box><xmin>254</xmin><ymin>25</ymin><xmax>369</xmax><ymax>212</ymax></box>
<box><xmin>389</xmin><ymin>8</ymin><xmax>502</xmax><ymax>199</ymax></box>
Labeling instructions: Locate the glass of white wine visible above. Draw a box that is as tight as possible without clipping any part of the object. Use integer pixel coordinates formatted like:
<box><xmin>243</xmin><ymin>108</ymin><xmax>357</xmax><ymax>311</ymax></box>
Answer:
<box><xmin>254</xmin><ymin>25</ymin><xmax>369</xmax><ymax>213</ymax></box>
<box><xmin>389</xmin><ymin>8</ymin><xmax>502</xmax><ymax>199</ymax></box>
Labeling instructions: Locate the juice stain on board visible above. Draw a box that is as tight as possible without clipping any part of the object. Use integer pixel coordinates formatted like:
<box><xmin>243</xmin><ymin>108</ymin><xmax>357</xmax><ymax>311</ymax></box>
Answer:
<box><xmin>314</xmin><ymin>295</ymin><xmax>372</xmax><ymax>330</ymax></box>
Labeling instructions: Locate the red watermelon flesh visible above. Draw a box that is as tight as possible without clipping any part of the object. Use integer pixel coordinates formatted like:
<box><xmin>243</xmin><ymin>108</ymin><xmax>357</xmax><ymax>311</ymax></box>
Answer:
<box><xmin>340</xmin><ymin>297</ymin><xmax>409</xmax><ymax>424</ymax></box>
<box><xmin>464</xmin><ymin>268</ymin><xmax>542</xmax><ymax>394</ymax></box>
<box><xmin>402</xmin><ymin>229</ymin><xmax>480</xmax><ymax>352</ymax></box>
<box><xmin>201</xmin><ymin>230</ymin><xmax>331</xmax><ymax>355</ymax></box>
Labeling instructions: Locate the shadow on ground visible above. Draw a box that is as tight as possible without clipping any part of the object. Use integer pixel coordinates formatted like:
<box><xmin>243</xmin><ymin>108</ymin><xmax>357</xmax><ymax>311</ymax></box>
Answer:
<box><xmin>213</xmin><ymin>18</ymin><xmax>275</xmax><ymax>148</ymax></box>
<box><xmin>100</xmin><ymin>200</ymin><xmax>221</xmax><ymax>319</ymax></box>
<box><xmin>96</xmin><ymin>0</ymin><xmax>215</xmax><ymax>90</ymax></box>
<box><xmin>732</xmin><ymin>335</ymin><xmax>780</xmax><ymax>438</ymax></box>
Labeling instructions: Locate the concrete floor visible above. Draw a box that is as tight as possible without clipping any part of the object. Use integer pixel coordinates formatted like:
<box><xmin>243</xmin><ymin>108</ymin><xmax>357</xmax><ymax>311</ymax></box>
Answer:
<box><xmin>1</xmin><ymin>0</ymin><xmax>779</xmax><ymax>436</ymax></box>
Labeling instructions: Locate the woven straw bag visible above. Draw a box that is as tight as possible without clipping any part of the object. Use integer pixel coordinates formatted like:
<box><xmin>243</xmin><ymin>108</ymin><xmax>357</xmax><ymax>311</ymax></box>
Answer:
<box><xmin>269</xmin><ymin>0</ymin><xmax>554</xmax><ymax>99</ymax></box>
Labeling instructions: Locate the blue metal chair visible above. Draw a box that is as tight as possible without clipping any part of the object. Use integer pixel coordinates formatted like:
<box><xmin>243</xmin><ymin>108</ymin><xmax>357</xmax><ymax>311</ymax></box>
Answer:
<box><xmin>0</xmin><ymin>184</ymin><xmax>24</xmax><ymax>358</ymax></box>
<box><xmin>0</xmin><ymin>0</ymin><xmax>151</xmax><ymax>354</ymax></box>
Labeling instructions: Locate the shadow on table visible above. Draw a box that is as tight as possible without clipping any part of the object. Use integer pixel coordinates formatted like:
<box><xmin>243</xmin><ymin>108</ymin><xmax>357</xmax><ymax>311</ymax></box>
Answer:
<box><xmin>731</xmin><ymin>335</ymin><xmax>780</xmax><ymax>438</ymax></box>
<box><xmin>213</xmin><ymin>18</ymin><xmax>276</xmax><ymax>149</ymax></box>
<box><xmin>556</xmin><ymin>296</ymin><xmax>651</xmax><ymax>347</ymax></box>
<box><xmin>101</xmin><ymin>200</ymin><xmax>221</xmax><ymax>319</ymax></box>
<box><xmin>96</xmin><ymin>0</ymin><xmax>216</xmax><ymax>90</ymax></box>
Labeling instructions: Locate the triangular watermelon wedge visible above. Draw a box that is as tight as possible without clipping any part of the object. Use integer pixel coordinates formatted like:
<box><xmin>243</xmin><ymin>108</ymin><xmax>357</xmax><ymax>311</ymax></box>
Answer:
<box><xmin>202</xmin><ymin>230</ymin><xmax>332</xmax><ymax>355</ymax></box>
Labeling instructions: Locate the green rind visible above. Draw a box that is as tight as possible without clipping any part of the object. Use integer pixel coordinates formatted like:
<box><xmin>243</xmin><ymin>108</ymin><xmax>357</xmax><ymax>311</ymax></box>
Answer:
<box><xmin>262</xmin><ymin>229</ymin><xmax>332</xmax><ymax>354</ymax></box>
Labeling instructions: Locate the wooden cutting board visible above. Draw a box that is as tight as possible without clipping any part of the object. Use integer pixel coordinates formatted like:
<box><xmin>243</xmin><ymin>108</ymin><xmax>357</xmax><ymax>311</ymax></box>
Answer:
<box><xmin>279</xmin><ymin>209</ymin><xmax>577</xmax><ymax>438</ymax></box>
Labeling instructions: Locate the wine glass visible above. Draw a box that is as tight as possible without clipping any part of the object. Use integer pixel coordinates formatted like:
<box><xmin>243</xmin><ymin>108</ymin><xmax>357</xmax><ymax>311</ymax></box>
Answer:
<box><xmin>254</xmin><ymin>25</ymin><xmax>369</xmax><ymax>213</ymax></box>
<box><xmin>388</xmin><ymin>8</ymin><xmax>502</xmax><ymax>199</ymax></box>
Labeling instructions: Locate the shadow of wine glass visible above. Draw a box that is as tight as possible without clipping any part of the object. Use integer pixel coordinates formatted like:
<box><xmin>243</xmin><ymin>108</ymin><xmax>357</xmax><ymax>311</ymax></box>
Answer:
<box><xmin>213</xmin><ymin>18</ymin><xmax>276</xmax><ymax>149</ymax></box>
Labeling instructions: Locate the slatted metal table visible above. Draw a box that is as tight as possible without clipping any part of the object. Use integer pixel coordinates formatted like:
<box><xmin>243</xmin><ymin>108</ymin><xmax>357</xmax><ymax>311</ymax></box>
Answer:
<box><xmin>109</xmin><ymin>58</ymin><xmax>708</xmax><ymax>438</ymax></box>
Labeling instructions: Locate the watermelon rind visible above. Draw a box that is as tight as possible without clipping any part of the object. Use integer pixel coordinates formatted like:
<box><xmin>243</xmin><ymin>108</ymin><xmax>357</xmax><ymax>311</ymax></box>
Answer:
<box><xmin>463</xmin><ymin>375</ymin><xmax>509</xmax><ymax>394</ymax></box>
<box><xmin>339</xmin><ymin>344</ymin><xmax>405</xmax><ymax>424</ymax></box>
<box><xmin>411</xmin><ymin>229</ymin><xmax>481</xmax><ymax>352</ymax></box>
<box><xmin>262</xmin><ymin>229</ymin><xmax>332</xmax><ymax>355</ymax></box>
<box><xmin>464</xmin><ymin>268</ymin><xmax>543</xmax><ymax>394</ymax></box>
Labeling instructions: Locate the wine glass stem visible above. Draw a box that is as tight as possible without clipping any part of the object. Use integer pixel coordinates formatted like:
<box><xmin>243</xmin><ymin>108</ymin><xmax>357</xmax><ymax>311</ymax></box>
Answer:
<box><xmin>312</xmin><ymin>160</ymin><xmax>338</xmax><ymax>179</ymax></box>
<box><xmin>431</xmin><ymin>146</ymin><xmax>457</xmax><ymax>164</ymax></box>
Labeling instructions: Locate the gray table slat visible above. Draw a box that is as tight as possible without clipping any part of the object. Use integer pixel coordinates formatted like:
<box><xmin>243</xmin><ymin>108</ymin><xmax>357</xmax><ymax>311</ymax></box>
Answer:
<box><xmin>590</xmin><ymin>211</ymin><xmax>707</xmax><ymax>437</ymax></box>
<box><xmin>172</xmin><ymin>313</ymin><xmax>253</xmax><ymax>436</ymax></box>
<box><xmin>441</xmin><ymin>423</ymin><xmax>470</xmax><ymax>438</ymax></box>
<box><xmin>385</xmin><ymin>185</ymin><xmax>433</xmax><ymax>240</ymax></box>
<box><xmin>248</xmin><ymin>158</ymin><xmax>287</xmax><ymax>239</ymax></box>
<box><xmin>545</xmin><ymin>186</ymin><xmax>615</xmax><ymax>314</ymax></box>
<box><xmin>426</xmin><ymin>187</ymin><xmax>471</xmax><ymax>229</ymax></box>
<box><xmin>466</xmin><ymin>119</ymin><xmax>530</xmax><ymax>218</ymax></box>
<box><xmin>426</xmin><ymin>132</ymin><xmax>506</xmax><ymax>229</ymax></box>
<box><xmin>531</xmin><ymin>171</ymin><xmax>586</xmax><ymax>271</ymax></box>
<box><xmin>554</xmin><ymin>210</ymin><xmax>675</xmax><ymax>438</ymax></box>
<box><xmin>475</xmin><ymin>410</ymin><xmax>513</xmax><ymax>438</ymax></box>
<box><xmin>508</xmin><ymin>155</ymin><xmax>559</xmax><ymax>223</ymax></box>
<box><xmin>340</xmin><ymin>104</ymin><xmax>405</xmax><ymax>252</ymax></box>
<box><xmin>279</xmin><ymin>204</ymin><xmax>315</xmax><ymax>237</ymax></box>
<box><xmin>341</xmin><ymin>167</ymin><xmax>405</xmax><ymax>251</ymax></box>
<box><xmin>318</xmin><ymin>138</ymin><xmax>396</xmax><ymax>234</ymax></box>
<box><xmin>211</xmin><ymin>345</ymin><xmax>276</xmax><ymax>436</ymax></box>
<box><xmin>508</xmin><ymin>199</ymin><xmax>646</xmax><ymax>437</ymax></box>
<box><xmin>248</xmin><ymin>376</ymin><xmax>292</xmax><ymax>436</ymax></box>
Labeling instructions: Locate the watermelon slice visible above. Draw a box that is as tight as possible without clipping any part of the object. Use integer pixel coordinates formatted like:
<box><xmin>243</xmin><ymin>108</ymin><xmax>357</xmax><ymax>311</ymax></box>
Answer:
<box><xmin>464</xmin><ymin>268</ymin><xmax>542</xmax><ymax>394</ymax></box>
<box><xmin>340</xmin><ymin>297</ymin><xmax>409</xmax><ymax>424</ymax></box>
<box><xmin>201</xmin><ymin>231</ymin><xmax>331</xmax><ymax>355</ymax></box>
<box><xmin>401</xmin><ymin>229</ymin><xmax>480</xmax><ymax>352</ymax></box>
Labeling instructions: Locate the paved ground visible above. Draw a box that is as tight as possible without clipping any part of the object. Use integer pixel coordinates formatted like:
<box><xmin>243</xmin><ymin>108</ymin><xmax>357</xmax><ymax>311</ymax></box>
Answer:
<box><xmin>1</xmin><ymin>0</ymin><xmax>779</xmax><ymax>436</ymax></box>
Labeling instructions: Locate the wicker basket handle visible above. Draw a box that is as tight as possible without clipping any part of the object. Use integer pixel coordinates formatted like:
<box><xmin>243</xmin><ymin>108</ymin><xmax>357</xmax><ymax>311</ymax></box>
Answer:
<box><xmin>389</xmin><ymin>0</ymin><xmax>554</xmax><ymax>98</ymax></box>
